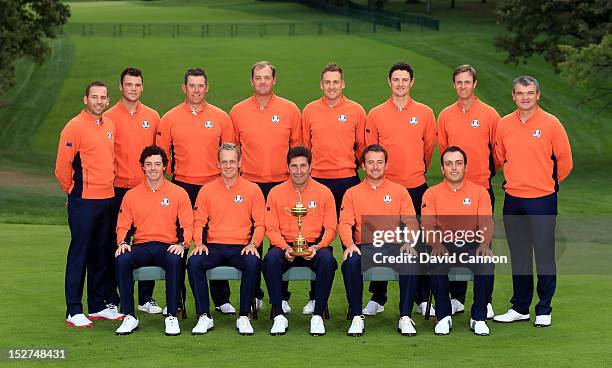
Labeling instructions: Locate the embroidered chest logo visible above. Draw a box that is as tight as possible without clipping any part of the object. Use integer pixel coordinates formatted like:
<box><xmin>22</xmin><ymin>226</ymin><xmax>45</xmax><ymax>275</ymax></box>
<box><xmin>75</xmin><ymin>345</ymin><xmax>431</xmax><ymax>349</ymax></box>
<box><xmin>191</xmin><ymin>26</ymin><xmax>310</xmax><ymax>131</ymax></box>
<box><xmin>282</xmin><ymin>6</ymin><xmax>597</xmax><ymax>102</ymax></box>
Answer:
<box><xmin>271</xmin><ymin>115</ymin><xmax>281</xmax><ymax>124</ymax></box>
<box><xmin>409</xmin><ymin>117</ymin><xmax>418</xmax><ymax>126</ymax></box>
<box><xmin>532</xmin><ymin>129</ymin><xmax>542</xmax><ymax>138</ymax></box>
<box><xmin>338</xmin><ymin>114</ymin><xmax>347</xmax><ymax>123</ymax></box>
<box><xmin>107</xmin><ymin>132</ymin><xmax>113</xmax><ymax>140</ymax></box>
<box><xmin>471</xmin><ymin>119</ymin><xmax>480</xmax><ymax>128</ymax></box>
<box><xmin>161</xmin><ymin>198</ymin><xmax>170</xmax><ymax>207</ymax></box>
<box><xmin>234</xmin><ymin>194</ymin><xmax>243</xmax><ymax>204</ymax></box>
<box><xmin>308</xmin><ymin>200</ymin><xmax>317</xmax><ymax>209</ymax></box>
<box><xmin>463</xmin><ymin>197</ymin><xmax>472</xmax><ymax>206</ymax></box>
<box><xmin>204</xmin><ymin>120</ymin><xmax>213</xmax><ymax>129</ymax></box>
<box><xmin>383</xmin><ymin>194</ymin><xmax>392</xmax><ymax>204</ymax></box>
<box><xmin>142</xmin><ymin>120</ymin><xmax>150</xmax><ymax>129</ymax></box>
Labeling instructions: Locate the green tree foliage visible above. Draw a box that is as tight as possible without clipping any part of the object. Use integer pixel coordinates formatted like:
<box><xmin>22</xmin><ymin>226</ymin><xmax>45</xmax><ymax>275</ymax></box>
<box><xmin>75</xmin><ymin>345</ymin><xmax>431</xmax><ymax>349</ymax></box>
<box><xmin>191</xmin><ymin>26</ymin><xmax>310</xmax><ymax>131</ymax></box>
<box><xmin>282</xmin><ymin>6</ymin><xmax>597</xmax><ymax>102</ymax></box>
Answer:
<box><xmin>0</xmin><ymin>0</ymin><xmax>70</xmax><ymax>106</ymax></box>
<box><xmin>495</xmin><ymin>0</ymin><xmax>611</xmax><ymax>66</ymax></box>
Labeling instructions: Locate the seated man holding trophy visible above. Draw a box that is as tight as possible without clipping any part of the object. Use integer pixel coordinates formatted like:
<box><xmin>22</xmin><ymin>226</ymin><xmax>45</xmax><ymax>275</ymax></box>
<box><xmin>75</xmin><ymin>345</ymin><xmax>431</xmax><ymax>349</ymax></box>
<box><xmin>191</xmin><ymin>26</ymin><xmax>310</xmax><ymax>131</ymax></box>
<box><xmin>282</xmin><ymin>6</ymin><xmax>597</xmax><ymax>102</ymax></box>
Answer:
<box><xmin>262</xmin><ymin>146</ymin><xmax>338</xmax><ymax>336</ymax></box>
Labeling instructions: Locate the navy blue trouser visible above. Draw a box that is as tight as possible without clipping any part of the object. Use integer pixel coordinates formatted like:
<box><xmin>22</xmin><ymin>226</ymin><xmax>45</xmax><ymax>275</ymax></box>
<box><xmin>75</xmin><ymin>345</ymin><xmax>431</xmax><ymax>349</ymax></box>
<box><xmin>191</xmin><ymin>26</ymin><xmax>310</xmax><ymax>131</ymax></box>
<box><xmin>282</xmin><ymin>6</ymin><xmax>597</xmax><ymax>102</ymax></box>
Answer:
<box><xmin>187</xmin><ymin>244</ymin><xmax>260</xmax><ymax>316</ymax></box>
<box><xmin>65</xmin><ymin>195</ymin><xmax>114</xmax><ymax>316</ymax></box>
<box><xmin>430</xmin><ymin>244</ymin><xmax>494</xmax><ymax>321</ymax></box>
<box><xmin>255</xmin><ymin>181</ymin><xmax>286</xmax><ymax>301</ymax></box>
<box><xmin>174</xmin><ymin>179</ymin><xmax>230</xmax><ymax>307</ymax></box>
<box><xmin>504</xmin><ymin>193</ymin><xmax>557</xmax><ymax>316</ymax></box>
<box><xmin>370</xmin><ymin>182</ymin><xmax>429</xmax><ymax>306</ymax></box>
<box><xmin>262</xmin><ymin>247</ymin><xmax>337</xmax><ymax>317</ymax></box>
<box><xmin>110</xmin><ymin>186</ymin><xmax>155</xmax><ymax>305</ymax></box>
<box><xmin>115</xmin><ymin>242</ymin><xmax>183</xmax><ymax>316</ymax></box>
<box><xmin>342</xmin><ymin>250</ymin><xmax>420</xmax><ymax>318</ymax></box>
<box><xmin>449</xmin><ymin>186</ymin><xmax>496</xmax><ymax>304</ymax></box>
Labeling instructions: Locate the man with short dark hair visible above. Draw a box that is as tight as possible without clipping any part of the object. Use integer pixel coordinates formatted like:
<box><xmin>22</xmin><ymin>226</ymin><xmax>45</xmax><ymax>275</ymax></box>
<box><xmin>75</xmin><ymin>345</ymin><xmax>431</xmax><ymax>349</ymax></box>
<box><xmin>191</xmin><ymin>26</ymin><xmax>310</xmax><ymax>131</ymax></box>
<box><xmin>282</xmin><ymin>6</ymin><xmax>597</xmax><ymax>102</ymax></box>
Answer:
<box><xmin>104</xmin><ymin>67</ymin><xmax>162</xmax><ymax>315</ymax></box>
<box><xmin>421</xmin><ymin>146</ymin><xmax>495</xmax><ymax>336</ymax></box>
<box><xmin>56</xmin><ymin>81</ymin><xmax>122</xmax><ymax>328</ymax></box>
<box><xmin>364</xmin><ymin>62</ymin><xmax>436</xmax><ymax>317</ymax></box>
<box><xmin>340</xmin><ymin>144</ymin><xmax>420</xmax><ymax>337</ymax></box>
<box><xmin>437</xmin><ymin>64</ymin><xmax>500</xmax><ymax>318</ymax></box>
<box><xmin>262</xmin><ymin>146</ymin><xmax>337</xmax><ymax>336</ymax></box>
<box><xmin>114</xmin><ymin>145</ymin><xmax>193</xmax><ymax>336</ymax></box>
<box><xmin>493</xmin><ymin>76</ymin><xmax>573</xmax><ymax>328</ymax></box>
<box><xmin>299</xmin><ymin>62</ymin><xmax>366</xmax><ymax>314</ymax></box>
<box><xmin>156</xmin><ymin>67</ymin><xmax>236</xmax><ymax>314</ymax></box>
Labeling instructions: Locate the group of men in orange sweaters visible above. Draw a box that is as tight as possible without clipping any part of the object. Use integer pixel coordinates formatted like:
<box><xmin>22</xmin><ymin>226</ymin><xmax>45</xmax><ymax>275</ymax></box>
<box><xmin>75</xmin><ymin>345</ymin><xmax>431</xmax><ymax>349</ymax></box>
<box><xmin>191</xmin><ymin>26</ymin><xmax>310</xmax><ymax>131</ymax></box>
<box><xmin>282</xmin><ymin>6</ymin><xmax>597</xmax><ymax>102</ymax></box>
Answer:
<box><xmin>55</xmin><ymin>60</ymin><xmax>572</xmax><ymax>337</ymax></box>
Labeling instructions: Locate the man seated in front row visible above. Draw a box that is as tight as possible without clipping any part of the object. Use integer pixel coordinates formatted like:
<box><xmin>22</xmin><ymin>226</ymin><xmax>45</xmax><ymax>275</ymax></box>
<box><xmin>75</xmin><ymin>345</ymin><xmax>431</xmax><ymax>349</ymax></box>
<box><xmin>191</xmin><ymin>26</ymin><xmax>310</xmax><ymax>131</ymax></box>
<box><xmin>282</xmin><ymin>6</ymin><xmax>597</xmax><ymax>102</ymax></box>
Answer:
<box><xmin>114</xmin><ymin>145</ymin><xmax>193</xmax><ymax>336</ymax></box>
<box><xmin>340</xmin><ymin>144</ymin><xmax>421</xmax><ymax>337</ymax></box>
<box><xmin>421</xmin><ymin>146</ymin><xmax>494</xmax><ymax>336</ymax></box>
<box><xmin>262</xmin><ymin>146</ymin><xmax>338</xmax><ymax>336</ymax></box>
<box><xmin>187</xmin><ymin>143</ymin><xmax>265</xmax><ymax>336</ymax></box>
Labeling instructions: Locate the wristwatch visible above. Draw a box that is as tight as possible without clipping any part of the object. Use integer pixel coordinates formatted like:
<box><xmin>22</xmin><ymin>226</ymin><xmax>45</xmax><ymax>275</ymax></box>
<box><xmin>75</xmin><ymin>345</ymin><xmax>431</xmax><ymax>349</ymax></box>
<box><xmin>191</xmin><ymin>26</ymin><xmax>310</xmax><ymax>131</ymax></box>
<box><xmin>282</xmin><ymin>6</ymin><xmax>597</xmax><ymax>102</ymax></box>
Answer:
<box><xmin>117</xmin><ymin>241</ymin><xmax>127</xmax><ymax>247</ymax></box>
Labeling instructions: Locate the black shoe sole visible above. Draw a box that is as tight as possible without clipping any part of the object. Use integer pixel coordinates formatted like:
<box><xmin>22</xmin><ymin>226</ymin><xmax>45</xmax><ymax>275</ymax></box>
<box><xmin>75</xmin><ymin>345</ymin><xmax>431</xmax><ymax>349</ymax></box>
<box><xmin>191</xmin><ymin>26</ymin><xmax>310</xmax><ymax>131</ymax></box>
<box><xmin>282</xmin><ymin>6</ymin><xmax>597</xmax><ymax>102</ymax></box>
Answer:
<box><xmin>116</xmin><ymin>326</ymin><xmax>139</xmax><ymax>336</ymax></box>
<box><xmin>165</xmin><ymin>332</ymin><xmax>180</xmax><ymax>336</ymax></box>
<box><xmin>534</xmin><ymin>324</ymin><xmax>551</xmax><ymax>328</ymax></box>
<box><xmin>310</xmin><ymin>333</ymin><xmax>325</xmax><ymax>336</ymax></box>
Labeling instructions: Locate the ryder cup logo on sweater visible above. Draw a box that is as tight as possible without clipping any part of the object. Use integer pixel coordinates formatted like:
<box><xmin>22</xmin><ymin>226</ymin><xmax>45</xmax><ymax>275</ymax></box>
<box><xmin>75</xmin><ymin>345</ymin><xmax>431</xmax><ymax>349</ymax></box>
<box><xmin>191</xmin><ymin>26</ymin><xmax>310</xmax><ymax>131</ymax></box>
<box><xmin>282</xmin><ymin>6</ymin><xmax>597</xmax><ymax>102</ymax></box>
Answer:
<box><xmin>533</xmin><ymin>129</ymin><xmax>542</xmax><ymax>138</ymax></box>
<box><xmin>271</xmin><ymin>115</ymin><xmax>280</xmax><ymax>124</ymax></box>
<box><xmin>383</xmin><ymin>194</ymin><xmax>392</xmax><ymax>203</ymax></box>
<box><xmin>204</xmin><ymin>120</ymin><xmax>213</xmax><ymax>129</ymax></box>
<box><xmin>471</xmin><ymin>119</ymin><xmax>480</xmax><ymax>128</ymax></box>
<box><xmin>338</xmin><ymin>114</ymin><xmax>347</xmax><ymax>123</ymax></box>
<box><xmin>409</xmin><ymin>117</ymin><xmax>418</xmax><ymax>125</ymax></box>
<box><xmin>308</xmin><ymin>200</ymin><xmax>317</xmax><ymax>209</ymax></box>
<box><xmin>161</xmin><ymin>198</ymin><xmax>170</xmax><ymax>207</ymax></box>
<box><xmin>234</xmin><ymin>194</ymin><xmax>243</xmax><ymax>204</ymax></box>
<box><xmin>142</xmin><ymin>120</ymin><xmax>150</xmax><ymax>129</ymax></box>
<box><xmin>463</xmin><ymin>197</ymin><xmax>472</xmax><ymax>206</ymax></box>
<box><xmin>107</xmin><ymin>132</ymin><xmax>113</xmax><ymax>140</ymax></box>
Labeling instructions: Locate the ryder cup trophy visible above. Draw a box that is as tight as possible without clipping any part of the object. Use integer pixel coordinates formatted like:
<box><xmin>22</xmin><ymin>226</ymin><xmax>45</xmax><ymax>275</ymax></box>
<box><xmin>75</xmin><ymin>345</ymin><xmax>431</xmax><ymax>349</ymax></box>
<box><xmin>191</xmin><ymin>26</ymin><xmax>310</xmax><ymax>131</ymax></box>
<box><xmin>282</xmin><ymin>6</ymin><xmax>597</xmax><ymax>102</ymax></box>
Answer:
<box><xmin>284</xmin><ymin>192</ymin><xmax>315</xmax><ymax>256</ymax></box>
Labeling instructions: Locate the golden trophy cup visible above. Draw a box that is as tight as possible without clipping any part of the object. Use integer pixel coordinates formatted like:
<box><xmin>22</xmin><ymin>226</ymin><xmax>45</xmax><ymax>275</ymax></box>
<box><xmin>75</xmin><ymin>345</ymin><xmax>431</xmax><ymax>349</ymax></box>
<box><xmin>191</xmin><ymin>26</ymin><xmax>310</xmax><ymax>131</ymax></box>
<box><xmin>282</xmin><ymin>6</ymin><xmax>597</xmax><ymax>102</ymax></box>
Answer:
<box><xmin>284</xmin><ymin>192</ymin><xmax>315</xmax><ymax>256</ymax></box>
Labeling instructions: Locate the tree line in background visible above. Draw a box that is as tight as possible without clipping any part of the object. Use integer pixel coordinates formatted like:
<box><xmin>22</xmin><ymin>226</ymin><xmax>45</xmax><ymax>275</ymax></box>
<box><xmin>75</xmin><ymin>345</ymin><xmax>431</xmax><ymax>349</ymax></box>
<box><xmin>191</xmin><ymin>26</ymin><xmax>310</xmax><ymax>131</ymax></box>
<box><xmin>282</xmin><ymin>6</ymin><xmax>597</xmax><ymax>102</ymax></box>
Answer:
<box><xmin>0</xmin><ymin>0</ymin><xmax>609</xmax><ymax>107</ymax></box>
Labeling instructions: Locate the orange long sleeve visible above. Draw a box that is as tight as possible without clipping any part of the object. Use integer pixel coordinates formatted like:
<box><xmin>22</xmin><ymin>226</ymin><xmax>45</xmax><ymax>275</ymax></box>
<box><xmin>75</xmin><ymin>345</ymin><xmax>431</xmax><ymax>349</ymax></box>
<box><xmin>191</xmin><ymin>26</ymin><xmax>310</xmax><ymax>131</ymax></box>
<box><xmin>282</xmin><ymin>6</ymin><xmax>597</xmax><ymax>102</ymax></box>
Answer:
<box><xmin>437</xmin><ymin>98</ymin><xmax>500</xmax><ymax>189</ymax></box>
<box><xmin>193</xmin><ymin>176</ymin><xmax>265</xmax><ymax>246</ymax></box>
<box><xmin>157</xmin><ymin>101</ymin><xmax>235</xmax><ymax>185</ymax></box>
<box><xmin>55</xmin><ymin>110</ymin><xmax>116</xmax><ymax>199</ymax></box>
<box><xmin>230</xmin><ymin>94</ymin><xmax>302</xmax><ymax>183</ymax></box>
<box><xmin>265</xmin><ymin>178</ymin><xmax>337</xmax><ymax>250</ymax></box>
<box><xmin>117</xmin><ymin>179</ymin><xmax>194</xmax><ymax>245</ymax></box>
<box><xmin>365</xmin><ymin>98</ymin><xmax>436</xmax><ymax>188</ymax></box>
<box><xmin>302</xmin><ymin>96</ymin><xmax>366</xmax><ymax>178</ymax></box>
<box><xmin>495</xmin><ymin>107</ymin><xmax>573</xmax><ymax>198</ymax></box>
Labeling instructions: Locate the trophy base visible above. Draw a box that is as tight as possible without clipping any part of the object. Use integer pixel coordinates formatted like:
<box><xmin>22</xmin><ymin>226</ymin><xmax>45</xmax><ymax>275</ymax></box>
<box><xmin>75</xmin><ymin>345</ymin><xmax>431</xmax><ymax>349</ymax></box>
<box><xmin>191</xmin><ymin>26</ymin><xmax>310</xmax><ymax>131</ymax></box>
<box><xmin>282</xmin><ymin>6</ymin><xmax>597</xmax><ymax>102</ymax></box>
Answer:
<box><xmin>290</xmin><ymin>245</ymin><xmax>312</xmax><ymax>257</ymax></box>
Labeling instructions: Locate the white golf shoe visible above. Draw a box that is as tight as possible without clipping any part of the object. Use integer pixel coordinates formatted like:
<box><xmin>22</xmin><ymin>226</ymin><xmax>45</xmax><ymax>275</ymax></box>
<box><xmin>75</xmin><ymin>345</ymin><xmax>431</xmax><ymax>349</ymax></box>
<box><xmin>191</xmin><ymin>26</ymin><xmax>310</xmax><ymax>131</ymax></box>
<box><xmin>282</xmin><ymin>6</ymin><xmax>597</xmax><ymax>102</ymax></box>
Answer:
<box><xmin>138</xmin><ymin>300</ymin><xmax>163</xmax><ymax>314</ymax></box>
<box><xmin>534</xmin><ymin>314</ymin><xmax>551</xmax><ymax>327</ymax></box>
<box><xmin>493</xmin><ymin>309</ymin><xmax>530</xmax><ymax>323</ymax></box>
<box><xmin>470</xmin><ymin>319</ymin><xmax>490</xmax><ymax>336</ymax></box>
<box><xmin>116</xmin><ymin>315</ymin><xmax>139</xmax><ymax>335</ymax></box>
<box><xmin>451</xmin><ymin>299</ymin><xmax>465</xmax><ymax>315</ymax></box>
<box><xmin>487</xmin><ymin>303</ymin><xmax>495</xmax><ymax>319</ymax></box>
<box><xmin>215</xmin><ymin>302</ymin><xmax>236</xmax><ymax>315</ymax></box>
<box><xmin>434</xmin><ymin>316</ymin><xmax>452</xmax><ymax>335</ymax></box>
<box><xmin>270</xmin><ymin>314</ymin><xmax>288</xmax><ymax>336</ymax></box>
<box><xmin>310</xmin><ymin>315</ymin><xmax>325</xmax><ymax>336</ymax></box>
<box><xmin>65</xmin><ymin>313</ymin><xmax>93</xmax><ymax>328</ymax></box>
<box><xmin>192</xmin><ymin>314</ymin><xmax>214</xmax><ymax>335</ymax></box>
<box><xmin>362</xmin><ymin>300</ymin><xmax>384</xmax><ymax>316</ymax></box>
<box><xmin>398</xmin><ymin>316</ymin><xmax>417</xmax><ymax>336</ymax></box>
<box><xmin>416</xmin><ymin>302</ymin><xmax>436</xmax><ymax>317</ymax></box>
<box><xmin>302</xmin><ymin>300</ymin><xmax>315</xmax><ymax>315</ymax></box>
<box><xmin>347</xmin><ymin>315</ymin><xmax>365</xmax><ymax>337</ymax></box>
<box><xmin>165</xmin><ymin>316</ymin><xmax>181</xmax><ymax>336</ymax></box>
<box><xmin>236</xmin><ymin>316</ymin><xmax>254</xmax><ymax>335</ymax></box>
<box><xmin>89</xmin><ymin>305</ymin><xmax>125</xmax><ymax>321</ymax></box>
<box><xmin>282</xmin><ymin>300</ymin><xmax>292</xmax><ymax>314</ymax></box>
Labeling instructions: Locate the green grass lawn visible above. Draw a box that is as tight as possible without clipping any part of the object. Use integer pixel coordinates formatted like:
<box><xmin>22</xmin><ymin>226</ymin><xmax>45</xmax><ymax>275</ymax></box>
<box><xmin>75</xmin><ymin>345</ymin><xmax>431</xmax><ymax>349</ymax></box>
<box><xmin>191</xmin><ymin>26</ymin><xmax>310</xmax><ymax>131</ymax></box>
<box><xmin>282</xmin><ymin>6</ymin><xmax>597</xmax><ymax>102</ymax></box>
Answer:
<box><xmin>0</xmin><ymin>1</ymin><xmax>611</xmax><ymax>365</ymax></box>
<box><xmin>1</xmin><ymin>224</ymin><xmax>610</xmax><ymax>367</ymax></box>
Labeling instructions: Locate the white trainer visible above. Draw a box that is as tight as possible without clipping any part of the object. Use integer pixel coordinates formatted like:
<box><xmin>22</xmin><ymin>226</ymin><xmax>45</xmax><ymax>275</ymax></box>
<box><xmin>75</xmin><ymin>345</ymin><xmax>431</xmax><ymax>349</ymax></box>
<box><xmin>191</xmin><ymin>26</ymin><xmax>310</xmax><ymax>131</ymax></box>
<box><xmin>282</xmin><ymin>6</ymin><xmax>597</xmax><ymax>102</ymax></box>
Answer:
<box><xmin>493</xmin><ymin>309</ymin><xmax>530</xmax><ymax>323</ymax></box>
<box><xmin>138</xmin><ymin>300</ymin><xmax>163</xmax><ymax>314</ymax></box>
<box><xmin>270</xmin><ymin>314</ymin><xmax>288</xmax><ymax>336</ymax></box>
<box><xmin>236</xmin><ymin>316</ymin><xmax>254</xmax><ymax>335</ymax></box>
<box><xmin>398</xmin><ymin>316</ymin><xmax>417</xmax><ymax>336</ymax></box>
<box><xmin>310</xmin><ymin>315</ymin><xmax>325</xmax><ymax>336</ymax></box>
<box><xmin>116</xmin><ymin>315</ymin><xmax>139</xmax><ymax>335</ymax></box>
<box><xmin>165</xmin><ymin>316</ymin><xmax>181</xmax><ymax>336</ymax></box>
<box><xmin>89</xmin><ymin>306</ymin><xmax>125</xmax><ymax>321</ymax></box>
<box><xmin>416</xmin><ymin>302</ymin><xmax>436</xmax><ymax>317</ymax></box>
<box><xmin>434</xmin><ymin>316</ymin><xmax>452</xmax><ymax>335</ymax></box>
<box><xmin>347</xmin><ymin>315</ymin><xmax>365</xmax><ymax>337</ymax></box>
<box><xmin>362</xmin><ymin>300</ymin><xmax>384</xmax><ymax>316</ymax></box>
<box><xmin>282</xmin><ymin>300</ymin><xmax>292</xmax><ymax>314</ymax></box>
<box><xmin>487</xmin><ymin>303</ymin><xmax>495</xmax><ymax>319</ymax></box>
<box><xmin>192</xmin><ymin>314</ymin><xmax>214</xmax><ymax>335</ymax></box>
<box><xmin>534</xmin><ymin>314</ymin><xmax>551</xmax><ymax>327</ymax></box>
<box><xmin>451</xmin><ymin>299</ymin><xmax>465</xmax><ymax>315</ymax></box>
<box><xmin>254</xmin><ymin>298</ymin><xmax>264</xmax><ymax>311</ymax></box>
<box><xmin>65</xmin><ymin>313</ymin><xmax>93</xmax><ymax>328</ymax></box>
<box><xmin>215</xmin><ymin>302</ymin><xmax>236</xmax><ymax>315</ymax></box>
<box><xmin>470</xmin><ymin>319</ymin><xmax>490</xmax><ymax>336</ymax></box>
<box><xmin>302</xmin><ymin>300</ymin><xmax>315</xmax><ymax>315</ymax></box>
<box><xmin>162</xmin><ymin>306</ymin><xmax>168</xmax><ymax>316</ymax></box>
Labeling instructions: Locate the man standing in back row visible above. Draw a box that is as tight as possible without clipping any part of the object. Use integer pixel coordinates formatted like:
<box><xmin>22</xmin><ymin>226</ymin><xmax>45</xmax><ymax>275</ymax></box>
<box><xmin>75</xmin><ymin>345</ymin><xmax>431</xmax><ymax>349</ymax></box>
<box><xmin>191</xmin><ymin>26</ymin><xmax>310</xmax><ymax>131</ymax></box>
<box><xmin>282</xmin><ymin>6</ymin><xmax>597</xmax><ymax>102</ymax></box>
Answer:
<box><xmin>437</xmin><ymin>64</ymin><xmax>499</xmax><ymax>319</ymax></box>
<box><xmin>105</xmin><ymin>67</ymin><xmax>162</xmax><ymax>315</ymax></box>
<box><xmin>493</xmin><ymin>76</ymin><xmax>572</xmax><ymax>328</ymax></box>
<box><xmin>365</xmin><ymin>62</ymin><xmax>437</xmax><ymax>317</ymax></box>
<box><xmin>230</xmin><ymin>60</ymin><xmax>302</xmax><ymax>312</ymax></box>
